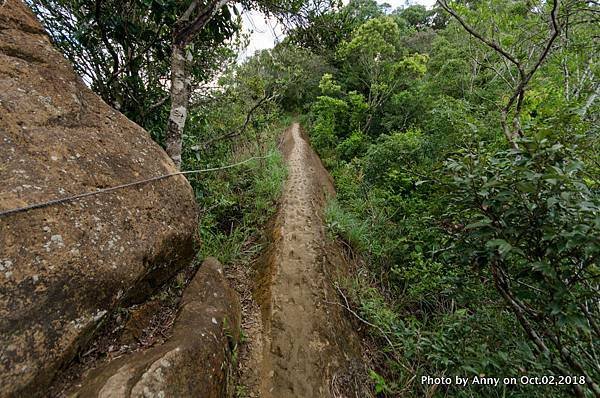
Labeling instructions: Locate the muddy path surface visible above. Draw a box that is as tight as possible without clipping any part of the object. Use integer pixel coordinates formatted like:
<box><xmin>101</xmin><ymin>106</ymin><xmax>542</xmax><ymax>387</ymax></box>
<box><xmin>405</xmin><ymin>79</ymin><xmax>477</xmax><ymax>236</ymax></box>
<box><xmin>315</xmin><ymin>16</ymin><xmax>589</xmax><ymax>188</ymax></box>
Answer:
<box><xmin>237</xmin><ymin>123</ymin><xmax>367</xmax><ymax>398</ymax></box>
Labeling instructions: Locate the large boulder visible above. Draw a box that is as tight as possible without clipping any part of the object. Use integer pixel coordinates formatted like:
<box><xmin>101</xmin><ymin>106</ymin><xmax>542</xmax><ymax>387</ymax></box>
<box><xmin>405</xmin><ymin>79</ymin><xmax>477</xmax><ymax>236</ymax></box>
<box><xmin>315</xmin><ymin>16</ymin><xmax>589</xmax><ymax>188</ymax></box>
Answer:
<box><xmin>70</xmin><ymin>258</ymin><xmax>241</xmax><ymax>398</ymax></box>
<box><xmin>0</xmin><ymin>1</ymin><xmax>198</xmax><ymax>396</ymax></box>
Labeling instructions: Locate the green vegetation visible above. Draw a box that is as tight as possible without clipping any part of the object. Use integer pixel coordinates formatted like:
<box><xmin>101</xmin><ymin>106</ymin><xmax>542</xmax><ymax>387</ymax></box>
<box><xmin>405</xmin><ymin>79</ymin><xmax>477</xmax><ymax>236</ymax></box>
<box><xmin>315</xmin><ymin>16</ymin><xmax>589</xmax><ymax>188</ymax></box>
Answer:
<box><xmin>299</xmin><ymin>1</ymin><xmax>599</xmax><ymax>396</ymax></box>
<box><xmin>194</xmin><ymin>136</ymin><xmax>287</xmax><ymax>265</ymax></box>
<box><xmin>32</xmin><ymin>0</ymin><xmax>599</xmax><ymax>396</ymax></box>
<box><xmin>182</xmin><ymin>60</ymin><xmax>292</xmax><ymax>265</ymax></box>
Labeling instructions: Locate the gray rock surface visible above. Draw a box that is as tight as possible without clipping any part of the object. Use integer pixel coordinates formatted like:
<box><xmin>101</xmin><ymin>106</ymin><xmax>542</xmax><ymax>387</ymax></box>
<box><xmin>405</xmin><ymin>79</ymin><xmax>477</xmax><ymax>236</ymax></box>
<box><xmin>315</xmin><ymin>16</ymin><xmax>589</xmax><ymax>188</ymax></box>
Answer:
<box><xmin>0</xmin><ymin>1</ymin><xmax>198</xmax><ymax>395</ymax></box>
<box><xmin>70</xmin><ymin>258</ymin><xmax>241</xmax><ymax>398</ymax></box>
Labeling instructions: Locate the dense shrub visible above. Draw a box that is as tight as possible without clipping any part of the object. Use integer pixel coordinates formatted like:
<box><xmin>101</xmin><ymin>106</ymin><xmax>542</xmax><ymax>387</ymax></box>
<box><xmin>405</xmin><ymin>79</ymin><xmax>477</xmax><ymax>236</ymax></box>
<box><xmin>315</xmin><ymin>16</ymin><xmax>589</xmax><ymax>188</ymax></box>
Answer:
<box><xmin>445</xmin><ymin>135</ymin><xmax>600</xmax><ymax>386</ymax></box>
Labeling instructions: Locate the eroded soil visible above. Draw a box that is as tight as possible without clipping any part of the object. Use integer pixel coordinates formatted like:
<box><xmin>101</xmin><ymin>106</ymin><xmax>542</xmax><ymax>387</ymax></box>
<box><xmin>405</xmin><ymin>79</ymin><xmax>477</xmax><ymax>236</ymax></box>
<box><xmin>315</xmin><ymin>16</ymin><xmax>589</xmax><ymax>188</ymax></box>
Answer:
<box><xmin>238</xmin><ymin>123</ymin><xmax>367</xmax><ymax>398</ymax></box>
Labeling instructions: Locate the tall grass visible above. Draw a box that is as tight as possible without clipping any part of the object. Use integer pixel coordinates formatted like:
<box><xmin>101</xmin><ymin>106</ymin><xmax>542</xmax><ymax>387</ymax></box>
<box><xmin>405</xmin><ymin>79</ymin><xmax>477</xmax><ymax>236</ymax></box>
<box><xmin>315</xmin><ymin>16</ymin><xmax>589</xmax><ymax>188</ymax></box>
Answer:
<box><xmin>195</xmin><ymin>129</ymin><xmax>287</xmax><ymax>266</ymax></box>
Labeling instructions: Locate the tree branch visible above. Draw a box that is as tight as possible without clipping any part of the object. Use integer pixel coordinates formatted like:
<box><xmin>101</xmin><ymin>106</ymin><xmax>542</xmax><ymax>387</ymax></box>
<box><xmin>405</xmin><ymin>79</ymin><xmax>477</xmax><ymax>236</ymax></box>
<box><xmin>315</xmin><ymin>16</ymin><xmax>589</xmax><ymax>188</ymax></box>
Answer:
<box><xmin>174</xmin><ymin>0</ymin><xmax>229</xmax><ymax>46</ymax></box>
<box><xmin>202</xmin><ymin>93</ymin><xmax>278</xmax><ymax>149</ymax></box>
<box><xmin>436</xmin><ymin>0</ymin><xmax>522</xmax><ymax>68</ymax></box>
<box><xmin>437</xmin><ymin>0</ymin><xmax>561</xmax><ymax>148</ymax></box>
<box><xmin>94</xmin><ymin>0</ymin><xmax>119</xmax><ymax>77</ymax></box>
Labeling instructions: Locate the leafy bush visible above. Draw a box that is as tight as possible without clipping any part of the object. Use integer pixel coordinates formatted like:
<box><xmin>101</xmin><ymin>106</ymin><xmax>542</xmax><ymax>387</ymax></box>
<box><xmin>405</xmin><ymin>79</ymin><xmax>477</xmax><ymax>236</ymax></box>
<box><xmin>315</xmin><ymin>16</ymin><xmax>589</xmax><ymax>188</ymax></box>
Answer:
<box><xmin>337</xmin><ymin>130</ymin><xmax>368</xmax><ymax>161</ymax></box>
<box><xmin>364</xmin><ymin>129</ymin><xmax>425</xmax><ymax>193</ymax></box>
<box><xmin>347</xmin><ymin>91</ymin><xmax>369</xmax><ymax>132</ymax></box>
<box><xmin>445</xmin><ymin>135</ymin><xmax>600</xmax><ymax>389</ymax></box>
<box><xmin>310</xmin><ymin>95</ymin><xmax>348</xmax><ymax>155</ymax></box>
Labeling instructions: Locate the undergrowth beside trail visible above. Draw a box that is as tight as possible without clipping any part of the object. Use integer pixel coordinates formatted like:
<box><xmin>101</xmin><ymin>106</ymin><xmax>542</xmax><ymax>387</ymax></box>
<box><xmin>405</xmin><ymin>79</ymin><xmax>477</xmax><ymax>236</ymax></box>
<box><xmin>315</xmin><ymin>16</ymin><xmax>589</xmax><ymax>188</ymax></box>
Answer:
<box><xmin>323</xmin><ymin>174</ymin><xmax>584</xmax><ymax>398</ymax></box>
<box><xmin>185</xmin><ymin>118</ymin><xmax>289</xmax><ymax>267</ymax></box>
<box><xmin>298</xmin><ymin>5</ymin><xmax>599</xmax><ymax>396</ymax></box>
<box><xmin>318</xmin><ymin>122</ymin><xmax>598</xmax><ymax>398</ymax></box>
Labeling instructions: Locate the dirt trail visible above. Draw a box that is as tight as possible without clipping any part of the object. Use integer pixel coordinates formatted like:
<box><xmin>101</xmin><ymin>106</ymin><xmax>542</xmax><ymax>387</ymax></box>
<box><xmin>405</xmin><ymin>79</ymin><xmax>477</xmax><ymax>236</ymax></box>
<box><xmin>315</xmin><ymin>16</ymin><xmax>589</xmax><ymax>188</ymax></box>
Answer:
<box><xmin>239</xmin><ymin>123</ymin><xmax>365</xmax><ymax>398</ymax></box>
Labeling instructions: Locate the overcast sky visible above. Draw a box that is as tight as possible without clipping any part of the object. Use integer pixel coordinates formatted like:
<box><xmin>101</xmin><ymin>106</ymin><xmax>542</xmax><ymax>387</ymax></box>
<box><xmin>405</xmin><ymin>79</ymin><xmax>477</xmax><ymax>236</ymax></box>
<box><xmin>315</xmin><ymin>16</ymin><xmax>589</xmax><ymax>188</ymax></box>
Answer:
<box><xmin>238</xmin><ymin>0</ymin><xmax>437</xmax><ymax>59</ymax></box>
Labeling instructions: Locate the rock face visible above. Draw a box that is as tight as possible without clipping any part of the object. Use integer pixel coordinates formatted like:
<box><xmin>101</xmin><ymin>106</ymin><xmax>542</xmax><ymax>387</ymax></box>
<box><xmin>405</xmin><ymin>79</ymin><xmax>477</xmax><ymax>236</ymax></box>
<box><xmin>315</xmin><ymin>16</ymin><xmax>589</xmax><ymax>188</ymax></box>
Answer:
<box><xmin>70</xmin><ymin>258</ymin><xmax>241</xmax><ymax>398</ymax></box>
<box><xmin>0</xmin><ymin>1</ymin><xmax>198</xmax><ymax>395</ymax></box>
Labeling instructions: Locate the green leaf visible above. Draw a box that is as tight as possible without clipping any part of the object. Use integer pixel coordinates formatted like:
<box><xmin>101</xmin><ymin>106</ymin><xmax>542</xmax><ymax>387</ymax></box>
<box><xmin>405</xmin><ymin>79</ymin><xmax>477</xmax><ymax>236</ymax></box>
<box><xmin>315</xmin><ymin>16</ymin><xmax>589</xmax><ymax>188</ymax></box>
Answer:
<box><xmin>465</xmin><ymin>218</ymin><xmax>492</xmax><ymax>229</ymax></box>
<box><xmin>486</xmin><ymin>239</ymin><xmax>513</xmax><ymax>255</ymax></box>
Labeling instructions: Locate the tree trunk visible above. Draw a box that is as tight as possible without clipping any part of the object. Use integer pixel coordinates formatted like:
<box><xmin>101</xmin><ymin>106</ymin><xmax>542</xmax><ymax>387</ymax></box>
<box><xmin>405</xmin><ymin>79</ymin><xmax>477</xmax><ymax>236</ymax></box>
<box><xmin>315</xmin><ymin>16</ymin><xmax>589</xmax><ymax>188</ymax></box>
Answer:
<box><xmin>165</xmin><ymin>43</ymin><xmax>190</xmax><ymax>170</ymax></box>
<box><xmin>164</xmin><ymin>0</ymin><xmax>229</xmax><ymax>169</ymax></box>
<box><xmin>579</xmin><ymin>83</ymin><xmax>599</xmax><ymax>118</ymax></box>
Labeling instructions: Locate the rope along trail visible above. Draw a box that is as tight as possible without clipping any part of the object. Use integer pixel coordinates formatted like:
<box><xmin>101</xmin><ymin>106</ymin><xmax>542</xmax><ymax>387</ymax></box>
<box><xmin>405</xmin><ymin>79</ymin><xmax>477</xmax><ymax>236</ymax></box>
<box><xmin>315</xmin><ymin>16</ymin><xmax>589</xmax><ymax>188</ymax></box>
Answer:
<box><xmin>0</xmin><ymin>154</ymin><xmax>272</xmax><ymax>218</ymax></box>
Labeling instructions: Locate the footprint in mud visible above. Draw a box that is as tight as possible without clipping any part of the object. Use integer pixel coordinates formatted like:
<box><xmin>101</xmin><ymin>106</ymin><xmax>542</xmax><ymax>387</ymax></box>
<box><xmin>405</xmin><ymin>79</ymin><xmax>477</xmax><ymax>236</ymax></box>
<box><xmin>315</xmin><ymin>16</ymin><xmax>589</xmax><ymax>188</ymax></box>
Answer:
<box><xmin>249</xmin><ymin>125</ymin><xmax>365</xmax><ymax>398</ymax></box>
<box><xmin>272</xmin><ymin>344</ymin><xmax>284</xmax><ymax>358</ymax></box>
<box><xmin>271</xmin><ymin>315</ymin><xmax>285</xmax><ymax>331</ymax></box>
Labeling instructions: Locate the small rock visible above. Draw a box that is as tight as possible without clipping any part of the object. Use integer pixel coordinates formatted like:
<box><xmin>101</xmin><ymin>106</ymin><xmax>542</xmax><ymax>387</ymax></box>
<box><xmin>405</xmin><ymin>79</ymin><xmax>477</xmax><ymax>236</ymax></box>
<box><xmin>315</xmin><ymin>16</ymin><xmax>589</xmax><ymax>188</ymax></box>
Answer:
<box><xmin>50</xmin><ymin>235</ymin><xmax>64</xmax><ymax>247</ymax></box>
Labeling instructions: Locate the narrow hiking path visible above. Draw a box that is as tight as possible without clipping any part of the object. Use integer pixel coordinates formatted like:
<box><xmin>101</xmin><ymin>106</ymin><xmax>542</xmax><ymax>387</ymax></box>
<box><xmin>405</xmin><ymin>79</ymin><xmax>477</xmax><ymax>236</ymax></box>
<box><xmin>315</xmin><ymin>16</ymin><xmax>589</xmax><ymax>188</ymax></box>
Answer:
<box><xmin>237</xmin><ymin>123</ymin><xmax>367</xmax><ymax>398</ymax></box>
